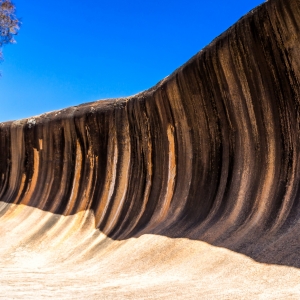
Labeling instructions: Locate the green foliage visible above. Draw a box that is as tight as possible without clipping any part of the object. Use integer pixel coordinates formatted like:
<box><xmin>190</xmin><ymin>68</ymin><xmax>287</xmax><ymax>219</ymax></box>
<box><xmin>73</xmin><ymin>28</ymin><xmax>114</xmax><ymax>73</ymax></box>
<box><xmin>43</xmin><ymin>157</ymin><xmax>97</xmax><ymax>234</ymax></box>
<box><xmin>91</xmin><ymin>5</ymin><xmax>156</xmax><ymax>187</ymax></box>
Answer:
<box><xmin>0</xmin><ymin>0</ymin><xmax>20</xmax><ymax>60</ymax></box>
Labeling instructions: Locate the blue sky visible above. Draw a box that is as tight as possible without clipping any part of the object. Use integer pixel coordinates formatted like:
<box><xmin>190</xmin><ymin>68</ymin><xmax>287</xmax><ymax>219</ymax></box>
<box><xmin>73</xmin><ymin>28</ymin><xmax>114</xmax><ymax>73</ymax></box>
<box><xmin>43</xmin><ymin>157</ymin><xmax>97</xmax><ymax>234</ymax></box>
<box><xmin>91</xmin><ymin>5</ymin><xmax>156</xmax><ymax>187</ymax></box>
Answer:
<box><xmin>0</xmin><ymin>0</ymin><xmax>264</xmax><ymax>122</ymax></box>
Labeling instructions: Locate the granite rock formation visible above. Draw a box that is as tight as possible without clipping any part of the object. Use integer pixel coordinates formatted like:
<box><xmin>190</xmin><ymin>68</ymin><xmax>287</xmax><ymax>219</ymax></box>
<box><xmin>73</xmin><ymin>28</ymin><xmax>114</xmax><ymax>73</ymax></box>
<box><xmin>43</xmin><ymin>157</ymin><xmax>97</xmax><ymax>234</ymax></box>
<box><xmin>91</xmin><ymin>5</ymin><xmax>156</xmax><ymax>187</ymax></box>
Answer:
<box><xmin>1</xmin><ymin>0</ymin><xmax>300</xmax><ymax>298</ymax></box>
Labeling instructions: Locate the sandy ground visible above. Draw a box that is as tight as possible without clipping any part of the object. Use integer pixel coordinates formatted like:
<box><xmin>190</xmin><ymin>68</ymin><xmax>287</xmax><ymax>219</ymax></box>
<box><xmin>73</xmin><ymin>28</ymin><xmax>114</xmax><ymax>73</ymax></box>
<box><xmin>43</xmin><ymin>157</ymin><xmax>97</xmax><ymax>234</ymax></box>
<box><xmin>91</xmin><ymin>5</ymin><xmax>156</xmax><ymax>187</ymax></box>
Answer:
<box><xmin>0</xmin><ymin>202</ymin><xmax>299</xmax><ymax>299</ymax></box>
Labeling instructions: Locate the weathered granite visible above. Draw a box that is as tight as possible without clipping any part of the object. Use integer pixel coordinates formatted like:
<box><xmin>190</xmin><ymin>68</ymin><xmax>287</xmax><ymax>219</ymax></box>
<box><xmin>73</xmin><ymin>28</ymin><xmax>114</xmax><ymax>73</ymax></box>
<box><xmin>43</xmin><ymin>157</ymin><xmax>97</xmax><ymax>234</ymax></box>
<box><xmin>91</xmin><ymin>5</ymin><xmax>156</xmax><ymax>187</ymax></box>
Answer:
<box><xmin>1</xmin><ymin>0</ymin><xmax>300</xmax><ymax>297</ymax></box>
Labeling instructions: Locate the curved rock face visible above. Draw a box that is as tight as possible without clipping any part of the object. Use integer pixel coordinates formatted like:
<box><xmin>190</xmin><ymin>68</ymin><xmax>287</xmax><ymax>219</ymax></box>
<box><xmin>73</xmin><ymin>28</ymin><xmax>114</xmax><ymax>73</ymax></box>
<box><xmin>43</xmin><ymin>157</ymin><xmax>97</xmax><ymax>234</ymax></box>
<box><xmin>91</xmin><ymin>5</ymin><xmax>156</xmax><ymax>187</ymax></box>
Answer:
<box><xmin>1</xmin><ymin>0</ymin><xmax>300</xmax><ymax>298</ymax></box>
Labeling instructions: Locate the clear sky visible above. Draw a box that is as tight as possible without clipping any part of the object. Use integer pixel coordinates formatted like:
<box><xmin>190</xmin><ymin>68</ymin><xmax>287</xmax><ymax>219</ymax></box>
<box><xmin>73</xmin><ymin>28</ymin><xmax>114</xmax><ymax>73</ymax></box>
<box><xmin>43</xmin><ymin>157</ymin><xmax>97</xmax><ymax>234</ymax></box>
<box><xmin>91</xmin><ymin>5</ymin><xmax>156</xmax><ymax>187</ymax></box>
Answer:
<box><xmin>0</xmin><ymin>0</ymin><xmax>264</xmax><ymax>122</ymax></box>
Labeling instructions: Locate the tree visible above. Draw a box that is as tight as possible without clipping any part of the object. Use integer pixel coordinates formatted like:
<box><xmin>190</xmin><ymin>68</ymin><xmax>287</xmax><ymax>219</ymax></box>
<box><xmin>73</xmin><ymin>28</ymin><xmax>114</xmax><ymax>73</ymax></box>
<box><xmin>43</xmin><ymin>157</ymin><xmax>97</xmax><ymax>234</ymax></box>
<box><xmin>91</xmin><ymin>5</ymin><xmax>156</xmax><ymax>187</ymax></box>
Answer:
<box><xmin>0</xmin><ymin>0</ymin><xmax>20</xmax><ymax>60</ymax></box>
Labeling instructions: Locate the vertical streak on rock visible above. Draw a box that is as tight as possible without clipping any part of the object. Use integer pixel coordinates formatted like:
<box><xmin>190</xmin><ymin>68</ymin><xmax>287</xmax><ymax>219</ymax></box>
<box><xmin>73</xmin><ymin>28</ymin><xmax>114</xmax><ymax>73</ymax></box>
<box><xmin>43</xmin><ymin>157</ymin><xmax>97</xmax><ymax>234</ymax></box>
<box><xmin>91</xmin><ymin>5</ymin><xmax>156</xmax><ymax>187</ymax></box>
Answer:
<box><xmin>114</xmin><ymin>98</ymin><xmax>154</xmax><ymax>239</ymax></box>
<box><xmin>237</xmin><ymin>14</ymin><xmax>278</xmax><ymax>235</ymax></box>
<box><xmin>162</xmin><ymin>77</ymin><xmax>193</xmax><ymax>229</ymax></box>
<box><xmin>94</xmin><ymin>124</ymin><xmax>118</xmax><ymax>228</ymax></box>
<box><xmin>77</xmin><ymin>126</ymin><xmax>96</xmax><ymax>212</ymax></box>
<box><xmin>20</xmin><ymin>148</ymin><xmax>39</xmax><ymax>206</ymax></box>
<box><xmin>211</xmin><ymin>33</ymin><xmax>255</xmax><ymax>238</ymax></box>
<box><xmin>159</xmin><ymin>125</ymin><xmax>176</xmax><ymax>220</ymax></box>
<box><xmin>39</xmin><ymin>139</ymin><xmax>43</xmax><ymax>150</ymax></box>
<box><xmin>7</xmin><ymin>122</ymin><xmax>25</xmax><ymax>204</ymax></box>
<box><xmin>14</xmin><ymin>174</ymin><xmax>26</xmax><ymax>204</ymax></box>
<box><xmin>40</xmin><ymin>121</ymin><xmax>67</xmax><ymax>213</ymax></box>
<box><xmin>0</xmin><ymin>124</ymin><xmax>11</xmax><ymax>200</ymax></box>
<box><xmin>138</xmin><ymin>90</ymin><xmax>177</xmax><ymax>234</ymax></box>
<box><xmin>249</xmin><ymin>97</ymin><xmax>276</xmax><ymax>229</ymax></box>
<box><xmin>102</xmin><ymin>107</ymin><xmax>131</xmax><ymax>235</ymax></box>
<box><xmin>64</xmin><ymin>140</ymin><xmax>82</xmax><ymax>215</ymax></box>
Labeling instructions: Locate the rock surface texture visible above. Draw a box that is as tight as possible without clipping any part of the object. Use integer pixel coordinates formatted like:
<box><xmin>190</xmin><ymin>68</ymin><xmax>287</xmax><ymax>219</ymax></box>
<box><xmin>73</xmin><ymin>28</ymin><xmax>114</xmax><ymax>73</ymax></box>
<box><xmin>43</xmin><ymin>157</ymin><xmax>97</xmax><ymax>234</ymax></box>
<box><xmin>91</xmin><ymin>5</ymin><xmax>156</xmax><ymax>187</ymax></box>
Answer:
<box><xmin>1</xmin><ymin>0</ymin><xmax>300</xmax><ymax>298</ymax></box>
